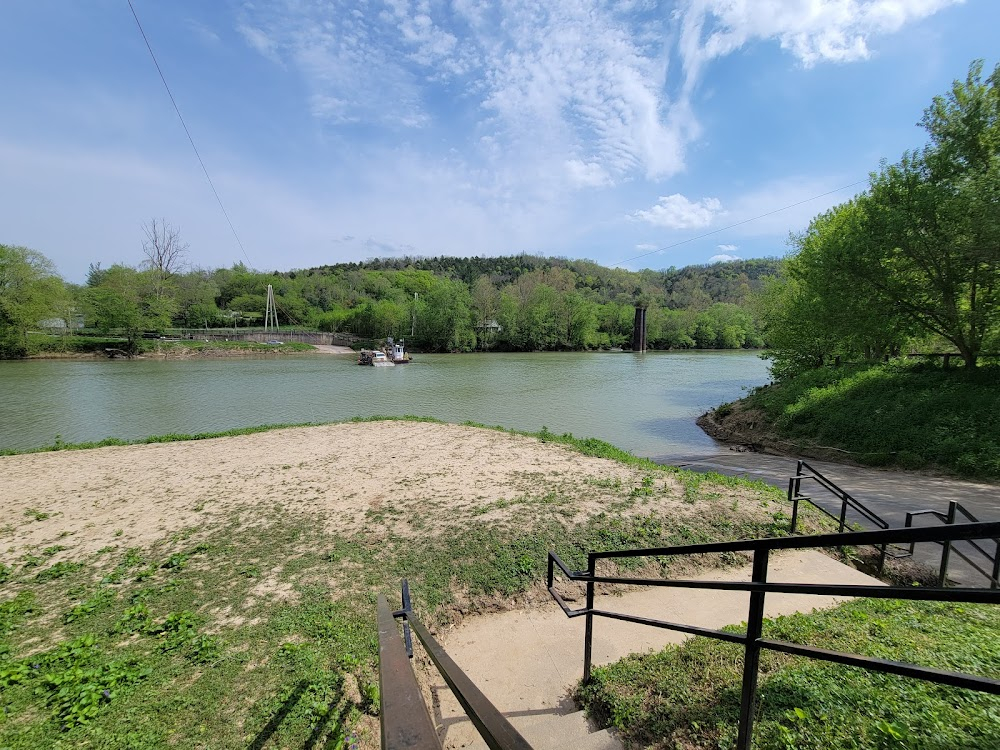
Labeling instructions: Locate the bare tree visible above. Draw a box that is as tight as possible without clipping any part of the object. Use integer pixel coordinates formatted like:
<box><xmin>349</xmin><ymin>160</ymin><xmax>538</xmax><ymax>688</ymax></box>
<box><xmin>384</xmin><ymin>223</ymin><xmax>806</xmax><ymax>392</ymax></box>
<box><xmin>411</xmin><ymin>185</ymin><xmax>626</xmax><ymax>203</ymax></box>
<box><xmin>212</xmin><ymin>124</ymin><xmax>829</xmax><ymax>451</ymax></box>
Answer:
<box><xmin>141</xmin><ymin>219</ymin><xmax>189</xmax><ymax>301</ymax></box>
<box><xmin>142</xmin><ymin>218</ymin><xmax>188</xmax><ymax>274</ymax></box>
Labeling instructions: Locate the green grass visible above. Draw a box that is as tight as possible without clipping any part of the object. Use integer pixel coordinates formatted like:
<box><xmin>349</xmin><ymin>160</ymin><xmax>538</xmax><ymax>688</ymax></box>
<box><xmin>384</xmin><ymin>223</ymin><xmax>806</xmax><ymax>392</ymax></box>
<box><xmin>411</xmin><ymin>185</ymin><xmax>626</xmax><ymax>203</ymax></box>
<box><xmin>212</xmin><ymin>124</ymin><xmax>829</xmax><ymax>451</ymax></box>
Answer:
<box><xmin>739</xmin><ymin>361</ymin><xmax>1000</xmax><ymax>479</ymax></box>
<box><xmin>151</xmin><ymin>340</ymin><xmax>315</xmax><ymax>354</ymax></box>
<box><xmin>0</xmin><ymin>422</ymin><xmax>328</xmax><ymax>456</ymax></box>
<box><xmin>0</xmin><ymin>421</ymin><xmax>808</xmax><ymax>749</ymax></box>
<box><xmin>20</xmin><ymin>333</ymin><xmax>315</xmax><ymax>358</ymax></box>
<box><xmin>578</xmin><ymin>598</ymin><xmax>1000</xmax><ymax>749</ymax></box>
<box><xmin>0</xmin><ymin>416</ymin><xmax>701</xmax><ymax>471</ymax></box>
<box><xmin>24</xmin><ymin>334</ymin><xmax>127</xmax><ymax>355</ymax></box>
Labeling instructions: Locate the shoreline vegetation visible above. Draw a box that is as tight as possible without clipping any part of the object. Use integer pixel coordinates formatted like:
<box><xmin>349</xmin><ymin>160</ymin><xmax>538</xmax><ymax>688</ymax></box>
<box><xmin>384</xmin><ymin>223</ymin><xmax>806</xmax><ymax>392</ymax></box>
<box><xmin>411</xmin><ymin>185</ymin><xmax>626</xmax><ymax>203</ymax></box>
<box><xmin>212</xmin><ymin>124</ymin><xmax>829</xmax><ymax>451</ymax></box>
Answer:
<box><xmin>700</xmin><ymin>360</ymin><xmax>1000</xmax><ymax>481</ymax></box>
<box><xmin>2</xmin><ymin>246</ymin><xmax>778</xmax><ymax>360</ymax></box>
<box><xmin>19</xmin><ymin>335</ymin><xmax>319</xmax><ymax>359</ymax></box>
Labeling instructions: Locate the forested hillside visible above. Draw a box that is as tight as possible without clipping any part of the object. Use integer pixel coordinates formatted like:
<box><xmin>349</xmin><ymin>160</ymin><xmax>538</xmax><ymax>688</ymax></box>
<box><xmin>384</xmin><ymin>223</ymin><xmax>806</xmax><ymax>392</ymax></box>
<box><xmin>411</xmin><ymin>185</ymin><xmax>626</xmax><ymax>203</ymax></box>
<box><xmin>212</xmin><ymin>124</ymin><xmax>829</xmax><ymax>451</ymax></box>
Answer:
<box><xmin>1</xmin><ymin>242</ymin><xmax>778</xmax><ymax>357</ymax></box>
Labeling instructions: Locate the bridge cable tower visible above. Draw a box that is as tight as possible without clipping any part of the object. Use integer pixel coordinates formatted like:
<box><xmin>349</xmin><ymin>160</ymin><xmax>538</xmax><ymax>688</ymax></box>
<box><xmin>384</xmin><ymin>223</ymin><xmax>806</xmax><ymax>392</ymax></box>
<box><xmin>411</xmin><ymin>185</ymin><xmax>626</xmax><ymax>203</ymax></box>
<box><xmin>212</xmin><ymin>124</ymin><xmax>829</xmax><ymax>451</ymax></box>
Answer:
<box><xmin>264</xmin><ymin>284</ymin><xmax>279</xmax><ymax>334</ymax></box>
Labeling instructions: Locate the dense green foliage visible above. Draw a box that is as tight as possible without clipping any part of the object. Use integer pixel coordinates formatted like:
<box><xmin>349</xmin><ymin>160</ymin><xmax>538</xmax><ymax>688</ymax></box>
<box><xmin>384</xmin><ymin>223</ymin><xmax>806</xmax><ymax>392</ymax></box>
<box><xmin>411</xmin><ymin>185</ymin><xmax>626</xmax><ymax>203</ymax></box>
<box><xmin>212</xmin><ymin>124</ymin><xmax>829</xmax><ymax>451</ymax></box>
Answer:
<box><xmin>1</xmin><ymin>244</ymin><xmax>779</xmax><ymax>357</ymax></box>
<box><xmin>757</xmin><ymin>61</ymin><xmax>1000</xmax><ymax>378</ymax></box>
<box><xmin>0</xmin><ymin>245</ymin><xmax>68</xmax><ymax>358</ymax></box>
<box><xmin>579</xmin><ymin>598</ymin><xmax>1000</xmax><ymax>749</ymax></box>
<box><xmin>739</xmin><ymin>360</ymin><xmax>1000</xmax><ymax>478</ymax></box>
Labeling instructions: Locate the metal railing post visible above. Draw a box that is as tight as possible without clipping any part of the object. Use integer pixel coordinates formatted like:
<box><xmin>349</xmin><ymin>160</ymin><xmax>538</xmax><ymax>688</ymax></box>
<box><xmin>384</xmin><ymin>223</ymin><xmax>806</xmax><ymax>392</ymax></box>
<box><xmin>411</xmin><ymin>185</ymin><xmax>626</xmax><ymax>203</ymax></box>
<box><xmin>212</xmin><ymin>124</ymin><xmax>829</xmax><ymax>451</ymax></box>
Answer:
<box><xmin>736</xmin><ymin>548</ymin><xmax>770</xmax><ymax>750</ymax></box>
<box><xmin>838</xmin><ymin>496</ymin><xmax>848</xmax><ymax>535</ymax></box>
<box><xmin>583</xmin><ymin>553</ymin><xmax>596</xmax><ymax>683</ymax></box>
<box><xmin>992</xmin><ymin>540</ymin><xmax>1000</xmax><ymax>590</ymax></box>
<box><xmin>939</xmin><ymin>502</ymin><xmax>957</xmax><ymax>587</ymax></box>
<box><xmin>401</xmin><ymin>580</ymin><xmax>414</xmax><ymax>658</ymax></box>
<box><xmin>788</xmin><ymin>477</ymin><xmax>799</xmax><ymax>534</ymax></box>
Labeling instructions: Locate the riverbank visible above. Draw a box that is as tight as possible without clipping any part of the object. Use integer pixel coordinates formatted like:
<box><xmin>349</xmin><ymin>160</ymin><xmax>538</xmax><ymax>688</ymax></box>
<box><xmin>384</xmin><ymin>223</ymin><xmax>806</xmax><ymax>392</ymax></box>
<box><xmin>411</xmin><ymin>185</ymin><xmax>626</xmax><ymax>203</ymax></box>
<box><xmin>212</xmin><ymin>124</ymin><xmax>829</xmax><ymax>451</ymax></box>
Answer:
<box><xmin>23</xmin><ymin>339</ymin><xmax>321</xmax><ymax>359</ymax></box>
<box><xmin>0</xmin><ymin>420</ymin><xmax>803</xmax><ymax>749</ymax></box>
<box><xmin>699</xmin><ymin>361</ymin><xmax>1000</xmax><ymax>481</ymax></box>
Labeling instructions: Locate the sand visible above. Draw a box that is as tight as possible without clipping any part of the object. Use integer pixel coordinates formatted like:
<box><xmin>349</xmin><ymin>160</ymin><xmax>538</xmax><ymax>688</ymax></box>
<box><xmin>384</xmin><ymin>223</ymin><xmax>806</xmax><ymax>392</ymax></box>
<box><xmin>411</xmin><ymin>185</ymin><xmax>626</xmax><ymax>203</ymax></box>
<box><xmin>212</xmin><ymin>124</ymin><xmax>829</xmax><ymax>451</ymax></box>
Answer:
<box><xmin>1</xmin><ymin>421</ymin><xmax>654</xmax><ymax>560</ymax></box>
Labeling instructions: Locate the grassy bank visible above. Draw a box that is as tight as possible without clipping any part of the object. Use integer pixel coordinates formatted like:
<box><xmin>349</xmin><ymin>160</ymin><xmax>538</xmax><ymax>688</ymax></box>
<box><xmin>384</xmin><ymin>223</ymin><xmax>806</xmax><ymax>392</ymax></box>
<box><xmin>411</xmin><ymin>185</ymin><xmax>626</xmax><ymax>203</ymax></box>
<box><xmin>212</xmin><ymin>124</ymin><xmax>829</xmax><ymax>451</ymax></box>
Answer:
<box><xmin>704</xmin><ymin>361</ymin><xmax>1000</xmax><ymax>480</ymax></box>
<box><xmin>578</xmin><ymin>597</ymin><xmax>1000</xmax><ymax>749</ymax></box>
<box><xmin>0</xmin><ymin>423</ymin><xmax>804</xmax><ymax>749</ymax></box>
<box><xmin>21</xmin><ymin>334</ymin><xmax>315</xmax><ymax>358</ymax></box>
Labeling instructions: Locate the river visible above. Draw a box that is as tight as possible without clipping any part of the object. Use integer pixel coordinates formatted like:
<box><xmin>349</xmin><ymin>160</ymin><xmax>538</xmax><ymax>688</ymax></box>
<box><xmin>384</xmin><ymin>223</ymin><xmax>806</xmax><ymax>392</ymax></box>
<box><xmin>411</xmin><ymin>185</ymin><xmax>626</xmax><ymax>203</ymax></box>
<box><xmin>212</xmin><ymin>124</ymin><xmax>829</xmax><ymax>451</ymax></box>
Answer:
<box><xmin>0</xmin><ymin>351</ymin><xmax>770</xmax><ymax>458</ymax></box>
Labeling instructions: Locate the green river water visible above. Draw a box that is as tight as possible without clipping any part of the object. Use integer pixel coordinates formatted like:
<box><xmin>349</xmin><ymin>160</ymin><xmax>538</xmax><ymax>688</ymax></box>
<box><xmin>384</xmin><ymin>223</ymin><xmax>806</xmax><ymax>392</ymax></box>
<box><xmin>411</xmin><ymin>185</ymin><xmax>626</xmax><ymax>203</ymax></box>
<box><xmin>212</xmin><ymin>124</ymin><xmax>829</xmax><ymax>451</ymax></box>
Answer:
<box><xmin>0</xmin><ymin>350</ymin><xmax>769</xmax><ymax>458</ymax></box>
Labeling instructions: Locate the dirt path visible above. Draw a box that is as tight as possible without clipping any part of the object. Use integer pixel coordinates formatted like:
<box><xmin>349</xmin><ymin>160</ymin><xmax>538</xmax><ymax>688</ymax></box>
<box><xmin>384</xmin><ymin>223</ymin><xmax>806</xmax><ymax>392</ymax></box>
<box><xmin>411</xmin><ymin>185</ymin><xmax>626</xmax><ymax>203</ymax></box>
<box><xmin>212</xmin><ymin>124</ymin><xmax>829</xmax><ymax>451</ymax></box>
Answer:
<box><xmin>311</xmin><ymin>344</ymin><xmax>355</xmax><ymax>354</ymax></box>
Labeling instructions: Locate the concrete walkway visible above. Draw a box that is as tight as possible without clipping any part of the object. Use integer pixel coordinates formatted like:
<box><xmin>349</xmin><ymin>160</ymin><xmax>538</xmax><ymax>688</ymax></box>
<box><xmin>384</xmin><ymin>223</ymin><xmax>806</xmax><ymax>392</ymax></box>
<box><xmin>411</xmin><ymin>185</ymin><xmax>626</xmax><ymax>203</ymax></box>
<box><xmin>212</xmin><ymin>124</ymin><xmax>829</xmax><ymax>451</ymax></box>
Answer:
<box><xmin>429</xmin><ymin>550</ymin><xmax>883</xmax><ymax>750</ymax></box>
<box><xmin>661</xmin><ymin>450</ymin><xmax>999</xmax><ymax>585</ymax></box>
<box><xmin>311</xmin><ymin>344</ymin><xmax>355</xmax><ymax>354</ymax></box>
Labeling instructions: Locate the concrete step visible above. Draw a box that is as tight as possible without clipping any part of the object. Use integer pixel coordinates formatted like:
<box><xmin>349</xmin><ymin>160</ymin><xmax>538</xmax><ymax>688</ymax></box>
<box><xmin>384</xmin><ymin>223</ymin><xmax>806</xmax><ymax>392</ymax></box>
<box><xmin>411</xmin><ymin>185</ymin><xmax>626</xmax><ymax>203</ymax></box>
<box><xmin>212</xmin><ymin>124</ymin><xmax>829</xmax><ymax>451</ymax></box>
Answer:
<box><xmin>443</xmin><ymin>711</ymin><xmax>621</xmax><ymax>750</ymax></box>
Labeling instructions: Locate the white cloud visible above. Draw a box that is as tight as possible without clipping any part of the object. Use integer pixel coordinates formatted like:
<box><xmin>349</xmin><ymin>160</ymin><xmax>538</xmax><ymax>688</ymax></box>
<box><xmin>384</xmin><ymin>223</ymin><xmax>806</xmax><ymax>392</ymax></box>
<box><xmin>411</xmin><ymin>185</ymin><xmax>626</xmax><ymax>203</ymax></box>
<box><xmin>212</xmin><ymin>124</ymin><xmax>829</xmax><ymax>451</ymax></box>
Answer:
<box><xmin>236</xmin><ymin>24</ymin><xmax>280</xmax><ymax>63</ymax></box>
<box><xmin>234</xmin><ymin>0</ymin><xmax>956</xmax><ymax>218</ymax></box>
<box><xmin>679</xmin><ymin>0</ymin><xmax>962</xmax><ymax>91</ymax></box>
<box><xmin>717</xmin><ymin>243</ymin><xmax>738</xmax><ymax>251</ymax></box>
<box><xmin>631</xmin><ymin>194</ymin><xmax>723</xmax><ymax>229</ymax></box>
<box><xmin>635</xmin><ymin>243</ymin><xmax>658</xmax><ymax>251</ymax></box>
<box><xmin>709</xmin><ymin>253</ymin><xmax>740</xmax><ymax>262</ymax></box>
<box><xmin>566</xmin><ymin>160</ymin><xmax>611</xmax><ymax>188</ymax></box>
<box><xmin>238</xmin><ymin>1</ymin><xmax>691</xmax><ymax>191</ymax></box>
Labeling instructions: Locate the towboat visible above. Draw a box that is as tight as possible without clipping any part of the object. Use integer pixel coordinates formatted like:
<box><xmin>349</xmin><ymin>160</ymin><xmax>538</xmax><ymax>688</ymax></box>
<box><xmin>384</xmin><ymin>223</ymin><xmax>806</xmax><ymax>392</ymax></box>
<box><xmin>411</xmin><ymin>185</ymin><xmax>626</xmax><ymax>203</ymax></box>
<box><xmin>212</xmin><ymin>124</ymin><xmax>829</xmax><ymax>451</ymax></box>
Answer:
<box><xmin>389</xmin><ymin>338</ymin><xmax>412</xmax><ymax>364</ymax></box>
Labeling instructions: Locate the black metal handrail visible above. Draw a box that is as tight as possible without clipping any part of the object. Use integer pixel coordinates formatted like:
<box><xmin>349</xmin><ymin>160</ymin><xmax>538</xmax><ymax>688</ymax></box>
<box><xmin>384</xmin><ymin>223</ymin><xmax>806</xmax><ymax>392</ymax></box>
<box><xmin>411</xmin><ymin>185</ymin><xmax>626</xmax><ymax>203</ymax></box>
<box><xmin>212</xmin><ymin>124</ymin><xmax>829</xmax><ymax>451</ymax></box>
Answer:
<box><xmin>787</xmin><ymin>459</ymin><xmax>892</xmax><ymax>574</ymax></box>
<box><xmin>547</xmin><ymin>521</ymin><xmax>1000</xmax><ymax>750</ymax></box>
<box><xmin>905</xmin><ymin>501</ymin><xmax>1000</xmax><ymax>587</ymax></box>
<box><xmin>378</xmin><ymin>581</ymin><xmax>534</xmax><ymax>750</ymax></box>
<box><xmin>377</xmin><ymin>593</ymin><xmax>441</xmax><ymax>750</ymax></box>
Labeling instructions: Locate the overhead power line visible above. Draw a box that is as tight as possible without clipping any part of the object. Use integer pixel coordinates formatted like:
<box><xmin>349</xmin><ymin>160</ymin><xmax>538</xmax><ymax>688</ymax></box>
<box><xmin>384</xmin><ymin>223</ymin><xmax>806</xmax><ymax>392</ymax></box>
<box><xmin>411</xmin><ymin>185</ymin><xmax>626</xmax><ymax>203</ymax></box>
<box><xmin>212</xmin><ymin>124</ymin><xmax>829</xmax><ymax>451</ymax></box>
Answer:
<box><xmin>613</xmin><ymin>180</ymin><xmax>868</xmax><ymax>267</ymax></box>
<box><xmin>127</xmin><ymin>0</ymin><xmax>253</xmax><ymax>269</ymax></box>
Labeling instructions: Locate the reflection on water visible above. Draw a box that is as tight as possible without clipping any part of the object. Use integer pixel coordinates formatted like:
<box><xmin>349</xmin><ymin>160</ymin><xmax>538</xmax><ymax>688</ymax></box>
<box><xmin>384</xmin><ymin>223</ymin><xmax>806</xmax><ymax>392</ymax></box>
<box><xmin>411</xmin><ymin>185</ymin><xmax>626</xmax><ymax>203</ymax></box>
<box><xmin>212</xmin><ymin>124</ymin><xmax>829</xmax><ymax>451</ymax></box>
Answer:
<box><xmin>0</xmin><ymin>351</ymin><xmax>769</xmax><ymax>457</ymax></box>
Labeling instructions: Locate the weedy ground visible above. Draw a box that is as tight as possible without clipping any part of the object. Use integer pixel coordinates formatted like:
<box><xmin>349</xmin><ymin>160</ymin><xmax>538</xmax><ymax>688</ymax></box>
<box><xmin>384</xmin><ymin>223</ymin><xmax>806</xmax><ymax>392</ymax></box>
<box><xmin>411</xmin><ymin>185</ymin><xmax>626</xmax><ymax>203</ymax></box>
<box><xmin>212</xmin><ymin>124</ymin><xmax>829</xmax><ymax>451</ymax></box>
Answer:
<box><xmin>0</xmin><ymin>421</ymin><xmax>807</xmax><ymax>750</ymax></box>
<box><xmin>579</xmin><ymin>598</ymin><xmax>1000</xmax><ymax>750</ymax></box>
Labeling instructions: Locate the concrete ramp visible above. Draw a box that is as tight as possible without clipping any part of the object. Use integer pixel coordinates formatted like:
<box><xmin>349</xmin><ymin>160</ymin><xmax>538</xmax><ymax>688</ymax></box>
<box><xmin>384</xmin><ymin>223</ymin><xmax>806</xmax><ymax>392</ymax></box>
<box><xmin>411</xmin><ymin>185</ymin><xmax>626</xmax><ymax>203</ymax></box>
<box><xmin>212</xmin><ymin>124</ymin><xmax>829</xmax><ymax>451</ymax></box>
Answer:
<box><xmin>427</xmin><ymin>550</ymin><xmax>884</xmax><ymax>750</ymax></box>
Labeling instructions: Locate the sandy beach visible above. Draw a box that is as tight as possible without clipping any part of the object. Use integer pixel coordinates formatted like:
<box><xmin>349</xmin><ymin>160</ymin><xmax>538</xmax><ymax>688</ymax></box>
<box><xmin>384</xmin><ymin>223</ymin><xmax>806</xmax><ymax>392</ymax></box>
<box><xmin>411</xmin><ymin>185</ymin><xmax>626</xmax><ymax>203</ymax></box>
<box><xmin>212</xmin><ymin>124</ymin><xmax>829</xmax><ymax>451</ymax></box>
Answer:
<box><xmin>1</xmin><ymin>421</ymin><xmax>665</xmax><ymax>560</ymax></box>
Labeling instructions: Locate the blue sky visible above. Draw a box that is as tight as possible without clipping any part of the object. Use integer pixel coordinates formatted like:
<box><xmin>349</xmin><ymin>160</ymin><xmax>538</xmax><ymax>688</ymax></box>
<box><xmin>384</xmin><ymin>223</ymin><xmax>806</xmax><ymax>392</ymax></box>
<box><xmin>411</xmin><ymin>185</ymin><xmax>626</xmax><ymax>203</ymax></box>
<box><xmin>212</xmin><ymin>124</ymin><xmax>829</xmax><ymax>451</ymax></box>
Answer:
<box><xmin>1</xmin><ymin>0</ymin><xmax>996</xmax><ymax>283</ymax></box>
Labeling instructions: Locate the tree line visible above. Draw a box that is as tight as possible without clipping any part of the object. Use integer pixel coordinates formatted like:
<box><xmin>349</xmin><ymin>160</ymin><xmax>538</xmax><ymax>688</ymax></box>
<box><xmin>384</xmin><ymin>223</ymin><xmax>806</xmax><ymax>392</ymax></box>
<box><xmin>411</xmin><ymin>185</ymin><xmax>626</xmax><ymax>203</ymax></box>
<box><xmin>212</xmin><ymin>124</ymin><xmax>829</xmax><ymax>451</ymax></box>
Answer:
<box><xmin>755</xmin><ymin>61</ymin><xmax>1000</xmax><ymax>378</ymax></box>
<box><xmin>0</xmin><ymin>237</ymin><xmax>778</xmax><ymax>357</ymax></box>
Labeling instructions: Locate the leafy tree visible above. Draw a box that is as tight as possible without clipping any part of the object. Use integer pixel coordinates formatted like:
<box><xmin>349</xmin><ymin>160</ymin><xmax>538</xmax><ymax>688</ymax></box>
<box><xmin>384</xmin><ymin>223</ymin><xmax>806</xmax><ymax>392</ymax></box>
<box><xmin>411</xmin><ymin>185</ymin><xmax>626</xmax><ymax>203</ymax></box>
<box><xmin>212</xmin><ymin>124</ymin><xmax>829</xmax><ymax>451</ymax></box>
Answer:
<box><xmin>471</xmin><ymin>275</ymin><xmax>501</xmax><ymax>350</ymax></box>
<box><xmin>174</xmin><ymin>270</ymin><xmax>222</xmax><ymax>329</ymax></box>
<box><xmin>414</xmin><ymin>278</ymin><xmax>475</xmax><ymax>351</ymax></box>
<box><xmin>0</xmin><ymin>245</ymin><xmax>67</xmax><ymax>357</ymax></box>
<box><xmin>760</xmin><ymin>60</ymin><xmax>1000</xmax><ymax>374</ymax></box>
<box><xmin>86</xmin><ymin>265</ymin><xmax>175</xmax><ymax>355</ymax></box>
<box><xmin>752</xmin><ymin>273</ymin><xmax>838</xmax><ymax>379</ymax></box>
<box><xmin>849</xmin><ymin>62</ymin><xmax>999</xmax><ymax>367</ymax></box>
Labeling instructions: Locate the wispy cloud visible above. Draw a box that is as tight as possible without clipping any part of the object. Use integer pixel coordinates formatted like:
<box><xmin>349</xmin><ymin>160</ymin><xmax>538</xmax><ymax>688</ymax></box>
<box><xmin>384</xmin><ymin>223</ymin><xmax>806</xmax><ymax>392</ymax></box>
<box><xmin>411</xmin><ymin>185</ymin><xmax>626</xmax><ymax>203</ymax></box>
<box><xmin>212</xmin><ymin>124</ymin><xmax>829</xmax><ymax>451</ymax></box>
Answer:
<box><xmin>187</xmin><ymin>19</ymin><xmax>221</xmax><ymax>47</ymax></box>
<box><xmin>717</xmin><ymin>243</ymin><xmax>738</xmax><ymax>251</ymax></box>
<box><xmin>630</xmin><ymin>193</ymin><xmax>723</xmax><ymax>229</ymax></box>
<box><xmin>238</xmin><ymin>1</ymin><xmax>689</xmax><ymax>191</ymax></box>
<box><xmin>679</xmin><ymin>0</ymin><xmax>962</xmax><ymax>93</ymax></box>
<box><xmin>235</xmin><ymin>0</ymin><xmax>958</xmax><ymax>216</ymax></box>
